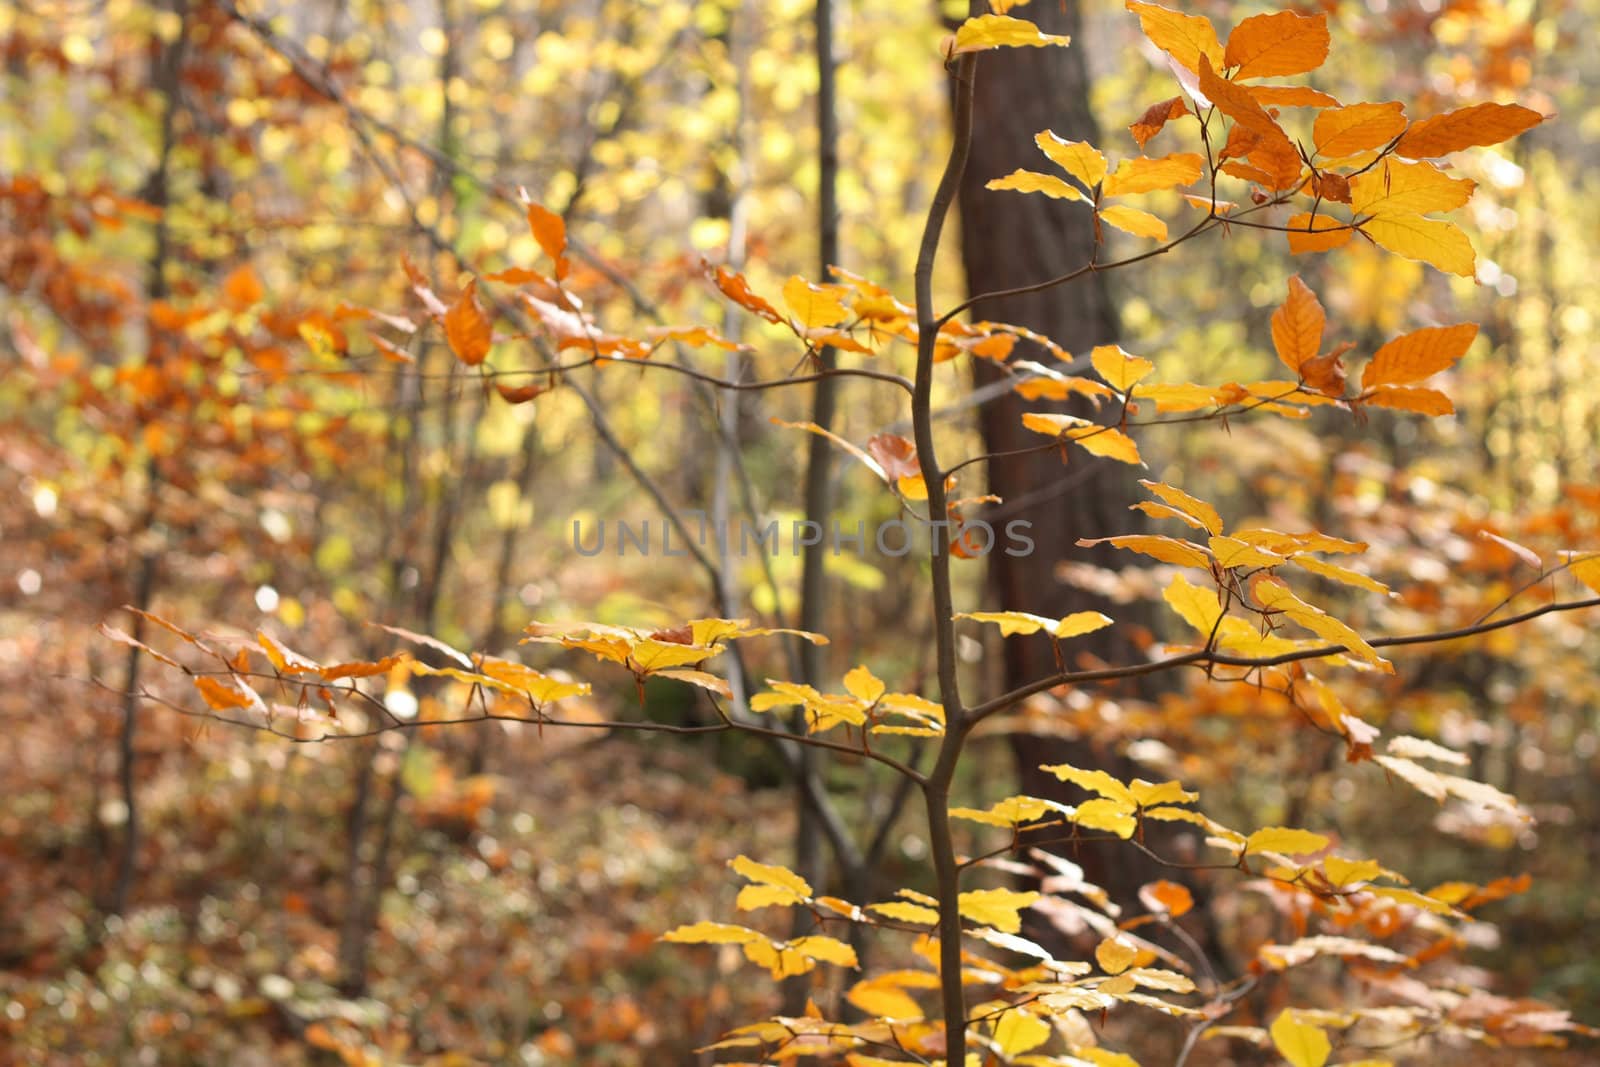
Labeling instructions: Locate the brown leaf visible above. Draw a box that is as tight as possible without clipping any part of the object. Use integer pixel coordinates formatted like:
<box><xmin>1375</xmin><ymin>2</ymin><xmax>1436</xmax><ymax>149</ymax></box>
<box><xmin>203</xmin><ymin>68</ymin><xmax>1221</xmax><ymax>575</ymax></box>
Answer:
<box><xmin>1130</xmin><ymin>96</ymin><xmax>1188</xmax><ymax>149</ymax></box>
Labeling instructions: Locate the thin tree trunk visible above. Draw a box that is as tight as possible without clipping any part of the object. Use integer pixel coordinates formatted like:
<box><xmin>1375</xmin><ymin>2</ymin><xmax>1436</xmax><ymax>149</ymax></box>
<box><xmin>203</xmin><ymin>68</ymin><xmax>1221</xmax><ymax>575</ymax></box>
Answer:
<box><xmin>783</xmin><ymin>0</ymin><xmax>841</xmax><ymax>1015</ymax></box>
<box><xmin>108</xmin><ymin>0</ymin><xmax>190</xmax><ymax>917</ymax></box>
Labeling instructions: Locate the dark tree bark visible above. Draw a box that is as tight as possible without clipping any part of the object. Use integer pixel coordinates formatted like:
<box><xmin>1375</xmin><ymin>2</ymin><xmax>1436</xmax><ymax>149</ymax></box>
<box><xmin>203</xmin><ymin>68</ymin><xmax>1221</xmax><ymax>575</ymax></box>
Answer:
<box><xmin>955</xmin><ymin>3</ymin><xmax>1180</xmax><ymax>912</ymax></box>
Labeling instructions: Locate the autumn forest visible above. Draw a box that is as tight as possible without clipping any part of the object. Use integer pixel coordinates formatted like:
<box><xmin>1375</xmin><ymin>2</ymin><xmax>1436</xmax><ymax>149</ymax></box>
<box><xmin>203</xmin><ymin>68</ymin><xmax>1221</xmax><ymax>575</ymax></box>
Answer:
<box><xmin>3</xmin><ymin>0</ymin><xmax>1600</xmax><ymax>1064</ymax></box>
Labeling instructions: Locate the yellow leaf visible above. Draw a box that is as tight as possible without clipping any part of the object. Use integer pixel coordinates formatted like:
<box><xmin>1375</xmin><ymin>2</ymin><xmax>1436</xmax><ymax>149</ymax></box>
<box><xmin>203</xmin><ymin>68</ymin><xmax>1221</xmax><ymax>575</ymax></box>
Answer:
<box><xmin>1139</xmin><ymin>483</ymin><xmax>1222</xmax><ymax>534</ymax></box>
<box><xmin>1043</xmin><ymin>764</ymin><xmax>1135</xmax><ymax>804</ymax></box>
<box><xmin>1163</xmin><ymin>574</ymin><xmax>1224</xmax><ymax>636</ymax></box>
<box><xmin>1290</xmin><ymin>555</ymin><xmax>1390</xmax><ymax>595</ymax></box>
<box><xmin>1270</xmin><ymin>1009</ymin><xmax>1331</xmax><ymax>1067</ymax></box>
<box><xmin>1036</xmin><ymin>131</ymin><xmax>1107</xmax><ymax>187</ymax></box>
<box><xmin>1083</xmin><ymin>534</ymin><xmax>1212</xmax><ymax>569</ymax></box>
<box><xmin>1232</xmin><ymin>528</ymin><xmax>1366</xmax><ymax>555</ymax></box>
<box><xmin>1072</xmin><ymin>798</ymin><xmax>1138</xmax><ymax>838</ymax></box>
<box><xmin>1125</xmin><ymin>1</ymin><xmax>1222</xmax><ymax>75</ymax></box>
<box><xmin>1129</xmin><ymin>779</ymin><xmax>1197</xmax><ymax>806</ymax></box>
<box><xmin>951</xmin><ymin>795</ymin><xmax>1053</xmax><ymax>827</ymax></box>
<box><xmin>1101</xmin><ymin>153</ymin><xmax>1204</xmax><ymax>197</ymax></box>
<box><xmin>661</xmin><ymin>921</ymin><xmax>762</xmax><ymax>945</ymax></box>
<box><xmin>1361</xmin><ymin>323</ymin><xmax>1477</xmax><ymax>388</ymax></box>
<box><xmin>1210</xmin><ymin>535</ymin><xmax>1284</xmax><ymax>570</ymax></box>
<box><xmin>986</xmin><ymin>168</ymin><xmax>1088</xmax><ymax>201</ymax></box>
<box><xmin>868</xmin><ymin>901</ymin><xmax>940</xmax><ymax>925</ymax></box>
<box><xmin>1134</xmin><ymin>501</ymin><xmax>1210</xmax><ymax>530</ymax></box>
<box><xmin>782</xmin><ymin>276</ymin><xmax>851</xmax><ymax>328</ymax></box>
<box><xmin>1313</xmin><ymin>102</ymin><xmax>1407</xmax><ymax>159</ymax></box>
<box><xmin>1023</xmin><ymin>410</ymin><xmax>1088</xmax><ymax>436</ymax></box>
<box><xmin>993</xmin><ymin>1010</ymin><xmax>1052</xmax><ymax>1055</ymax></box>
<box><xmin>444</xmin><ymin>279</ymin><xmax>492</xmax><ymax>366</ymax></box>
<box><xmin>951</xmin><ymin>13</ymin><xmax>1071</xmax><ymax>54</ymax></box>
<box><xmin>1271</xmin><ymin>275</ymin><xmax>1326</xmax><ymax>374</ymax></box>
<box><xmin>959</xmin><ymin>888</ymin><xmax>1039</xmax><ymax>933</ymax></box>
<box><xmin>1052</xmin><ymin>610</ymin><xmax>1115</xmax><ymax>639</ymax></box>
<box><xmin>737</xmin><ymin>885</ymin><xmax>807</xmax><ymax>910</ymax></box>
<box><xmin>1099</xmin><ymin>204</ymin><xmax>1168</xmax><ymax>240</ymax></box>
<box><xmin>742</xmin><ymin>938</ymin><xmax>813</xmax><ymax>978</ymax></box>
<box><xmin>628</xmin><ymin>638</ymin><xmax>720</xmax><ymax>672</ymax></box>
<box><xmin>1224</xmin><ymin>10</ymin><xmax>1329</xmax><ymax>80</ymax></box>
<box><xmin>1359</xmin><ymin>215</ymin><xmax>1474</xmax><ymax>277</ymax></box>
<box><xmin>1323</xmin><ymin>855</ymin><xmax>1384</xmax><ymax>888</ymax></box>
<box><xmin>1068</xmin><ymin>425</ymin><xmax>1143</xmax><ymax>465</ymax></box>
<box><xmin>730</xmin><ymin>855</ymin><xmax>812</xmax><ymax>902</ymax></box>
<box><xmin>1091</xmin><ymin>344</ymin><xmax>1156</xmax><ymax>391</ymax></box>
<box><xmin>1394</xmin><ymin>102</ymin><xmax>1545</xmax><ymax>158</ymax></box>
<box><xmin>1251</xmin><ymin>575</ymin><xmax>1389</xmax><ymax>669</ymax></box>
<box><xmin>790</xmin><ymin>935</ymin><xmax>859</xmax><ymax>969</ymax></box>
<box><xmin>1245</xmin><ymin>827</ymin><xmax>1330</xmax><ymax>857</ymax></box>
<box><xmin>1370</xmin><ymin>886</ymin><xmax>1461</xmax><ymax>915</ymax></box>
<box><xmin>1132</xmin><ymin>381</ymin><xmax>1222</xmax><ymax>412</ymax></box>
<box><xmin>843</xmin><ymin>665</ymin><xmax>886</xmax><ymax>703</ymax></box>
<box><xmin>958</xmin><ymin>610</ymin><xmax>1112</xmax><ymax>640</ymax></box>
<box><xmin>1096</xmin><ymin>934</ymin><xmax>1140</xmax><ymax>975</ymax></box>
<box><xmin>956</xmin><ymin>610</ymin><xmax>1056</xmax><ymax>637</ymax></box>
<box><xmin>1351</xmin><ymin>159</ymin><xmax>1475</xmax><ymax>218</ymax></box>
<box><xmin>1569</xmin><ymin>554</ymin><xmax>1600</xmax><ymax>595</ymax></box>
<box><xmin>848</xmin><ymin>975</ymin><xmax>927</xmax><ymax>1021</ymax></box>
<box><xmin>1021</xmin><ymin>413</ymin><xmax>1145</xmax><ymax>465</ymax></box>
<box><xmin>1285</xmin><ymin>212</ymin><xmax>1352</xmax><ymax>253</ymax></box>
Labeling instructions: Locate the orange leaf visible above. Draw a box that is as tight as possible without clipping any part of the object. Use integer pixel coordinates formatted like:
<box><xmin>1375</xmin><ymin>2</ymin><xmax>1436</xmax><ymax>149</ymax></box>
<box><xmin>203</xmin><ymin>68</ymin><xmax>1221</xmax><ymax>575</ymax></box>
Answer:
<box><xmin>1299</xmin><ymin>343</ymin><xmax>1350</xmax><ymax>397</ymax></box>
<box><xmin>1246</xmin><ymin>85</ymin><xmax>1339</xmax><ymax>109</ymax></box>
<box><xmin>1362</xmin><ymin>323</ymin><xmax>1477</xmax><ymax>388</ymax></box>
<box><xmin>1270</xmin><ymin>275</ymin><xmax>1325</xmax><ymax>374</ymax></box>
<box><xmin>1313</xmin><ymin>102</ymin><xmax>1407</xmax><ymax>159</ymax></box>
<box><xmin>1224</xmin><ymin>10</ymin><xmax>1330</xmax><ymax>80</ymax></box>
<box><xmin>525</xmin><ymin>202</ymin><xmax>569</xmax><ymax>278</ymax></box>
<box><xmin>1197</xmin><ymin>57</ymin><xmax>1299</xmax><ymax>173</ymax></box>
<box><xmin>1285</xmin><ymin>212</ymin><xmax>1351</xmax><ymax>253</ymax></box>
<box><xmin>496</xmin><ymin>380</ymin><xmax>546</xmax><ymax>404</ymax></box>
<box><xmin>1130</xmin><ymin>96</ymin><xmax>1189</xmax><ymax>149</ymax></box>
<box><xmin>1362</xmin><ymin>385</ymin><xmax>1454</xmax><ymax>416</ymax></box>
<box><xmin>370</xmin><ymin>334</ymin><xmax>414</xmax><ymax>363</ymax></box>
<box><xmin>1395</xmin><ymin>102</ymin><xmax>1545</xmax><ymax>159</ymax></box>
<box><xmin>1139</xmin><ymin>880</ymin><xmax>1194</xmax><ymax>917</ymax></box>
<box><xmin>711</xmin><ymin>265</ymin><xmax>783</xmax><ymax>324</ymax></box>
<box><xmin>221</xmin><ymin>264</ymin><xmax>265</xmax><ymax>311</ymax></box>
<box><xmin>444</xmin><ymin>280</ymin><xmax>492</xmax><ymax>366</ymax></box>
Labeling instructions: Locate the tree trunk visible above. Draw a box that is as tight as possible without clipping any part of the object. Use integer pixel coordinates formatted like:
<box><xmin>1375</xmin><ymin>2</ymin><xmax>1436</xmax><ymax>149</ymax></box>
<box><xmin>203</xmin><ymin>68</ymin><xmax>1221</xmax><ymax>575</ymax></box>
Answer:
<box><xmin>955</xmin><ymin>2</ymin><xmax>1175</xmax><ymax>913</ymax></box>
